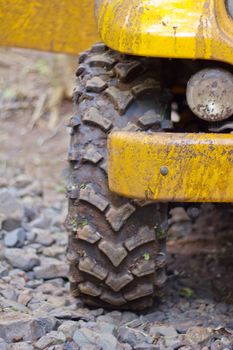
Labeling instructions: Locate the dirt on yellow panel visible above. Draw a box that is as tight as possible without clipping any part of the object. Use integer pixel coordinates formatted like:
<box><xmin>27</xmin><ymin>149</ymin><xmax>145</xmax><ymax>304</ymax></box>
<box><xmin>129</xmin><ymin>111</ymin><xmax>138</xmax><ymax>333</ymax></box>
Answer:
<box><xmin>0</xmin><ymin>0</ymin><xmax>99</xmax><ymax>54</ymax></box>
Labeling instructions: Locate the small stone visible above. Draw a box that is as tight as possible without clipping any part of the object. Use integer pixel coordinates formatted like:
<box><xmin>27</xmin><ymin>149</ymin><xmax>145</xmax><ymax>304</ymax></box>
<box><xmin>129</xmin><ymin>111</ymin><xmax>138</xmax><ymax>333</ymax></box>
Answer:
<box><xmin>0</xmin><ymin>339</ymin><xmax>7</xmax><ymax>350</ymax></box>
<box><xmin>58</xmin><ymin>321</ymin><xmax>78</xmax><ymax>339</ymax></box>
<box><xmin>134</xmin><ymin>344</ymin><xmax>158</xmax><ymax>350</ymax></box>
<box><xmin>4</xmin><ymin>248</ymin><xmax>40</xmax><ymax>271</ymax></box>
<box><xmin>34</xmin><ymin>228</ymin><xmax>55</xmax><ymax>246</ymax></box>
<box><xmin>117</xmin><ymin>326</ymin><xmax>153</xmax><ymax>347</ymax></box>
<box><xmin>149</xmin><ymin>325</ymin><xmax>177</xmax><ymax>337</ymax></box>
<box><xmin>0</xmin><ymin>189</ymin><xmax>23</xmax><ymax>230</ymax></box>
<box><xmin>14</xmin><ymin>175</ymin><xmax>33</xmax><ymax>189</ymax></box>
<box><xmin>185</xmin><ymin>327</ymin><xmax>213</xmax><ymax>345</ymax></box>
<box><xmin>34</xmin><ymin>258</ymin><xmax>69</xmax><ymax>279</ymax></box>
<box><xmin>73</xmin><ymin>328</ymin><xmax>119</xmax><ymax>350</ymax></box>
<box><xmin>18</xmin><ymin>290</ymin><xmax>33</xmax><ymax>306</ymax></box>
<box><xmin>86</xmin><ymin>77</ymin><xmax>107</xmax><ymax>93</ymax></box>
<box><xmin>0</xmin><ymin>264</ymin><xmax>8</xmax><ymax>277</ymax></box>
<box><xmin>4</xmin><ymin>228</ymin><xmax>26</xmax><ymax>248</ymax></box>
<box><xmin>0</xmin><ymin>315</ymin><xmax>56</xmax><ymax>342</ymax></box>
<box><xmin>7</xmin><ymin>342</ymin><xmax>33</xmax><ymax>350</ymax></box>
<box><xmin>34</xmin><ymin>331</ymin><xmax>66</xmax><ymax>349</ymax></box>
<box><xmin>26</xmin><ymin>231</ymin><xmax>36</xmax><ymax>242</ymax></box>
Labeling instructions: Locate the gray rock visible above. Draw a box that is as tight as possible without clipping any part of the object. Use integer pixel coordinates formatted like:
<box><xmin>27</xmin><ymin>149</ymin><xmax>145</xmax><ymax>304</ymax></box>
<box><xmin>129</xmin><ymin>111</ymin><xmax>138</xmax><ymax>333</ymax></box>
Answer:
<box><xmin>34</xmin><ymin>258</ymin><xmax>69</xmax><ymax>279</ymax></box>
<box><xmin>4</xmin><ymin>228</ymin><xmax>26</xmax><ymax>248</ymax></box>
<box><xmin>34</xmin><ymin>331</ymin><xmax>66</xmax><ymax>349</ymax></box>
<box><xmin>0</xmin><ymin>315</ymin><xmax>56</xmax><ymax>342</ymax></box>
<box><xmin>134</xmin><ymin>344</ymin><xmax>159</xmax><ymax>350</ymax></box>
<box><xmin>58</xmin><ymin>321</ymin><xmax>78</xmax><ymax>339</ymax></box>
<box><xmin>14</xmin><ymin>175</ymin><xmax>33</xmax><ymax>189</ymax></box>
<box><xmin>33</xmin><ymin>228</ymin><xmax>55</xmax><ymax>246</ymax></box>
<box><xmin>7</xmin><ymin>342</ymin><xmax>33</xmax><ymax>350</ymax></box>
<box><xmin>149</xmin><ymin>325</ymin><xmax>177</xmax><ymax>337</ymax></box>
<box><xmin>4</xmin><ymin>248</ymin><xmax>40</xmax><ymax>271</ymax></box>
<box><xmin>185</xmin><ymin>327</ymin><xmax>213</xmax><ymax>345</ymax></box>
<box><xmin>0</xmin><ymin>264</ymin><xmax>8</xmax><ymax>277</ymax></box>
<box><xmin>117</xmin><ymin>326</ymin><xmax>153</xmax><ymax>347</ymax></box>
<box><xmin>26</xmin><ymin>231</ymin><xmax>36</xmax><ymax>242</ymax></box>
<box><xmin>73</xmin><ymin>328</ymin><xmax>119</xmax><ymax>350</ymax></box>
<box><xmin>0</xmin><ymin>189</ymin><xmax>23</xmax><ymax>230</ymax></box>
<box><xmin>0</xmin><ymin>338</ymin><xmax>7</xmax><ymax>350</ymax></box>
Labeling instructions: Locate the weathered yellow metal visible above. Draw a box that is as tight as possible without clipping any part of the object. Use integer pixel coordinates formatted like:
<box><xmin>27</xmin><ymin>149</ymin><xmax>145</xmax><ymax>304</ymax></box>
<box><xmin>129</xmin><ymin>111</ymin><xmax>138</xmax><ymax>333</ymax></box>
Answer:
<box><xmin>0</xmin><ymin>0</ymin><xmax>99</xmax><ymax>54</ymax></box>
<box><xmin>108</xmin><ymin>132</ymin><xmax>233</xmax><ymax>202</ymax></box>
<box><xmin>96</xmin><ymin>0</ymin><xmax>233</xmax><ymax>65</ymax></box>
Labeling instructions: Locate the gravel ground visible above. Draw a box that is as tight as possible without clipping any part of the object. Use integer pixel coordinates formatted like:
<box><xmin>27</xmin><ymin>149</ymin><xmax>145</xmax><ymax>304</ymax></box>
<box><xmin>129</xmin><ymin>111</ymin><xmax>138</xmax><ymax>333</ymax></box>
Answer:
<box><xmin>0</xmin><ymin>174</ymin><xmax>233</xmax><ymax>350</ymax></box>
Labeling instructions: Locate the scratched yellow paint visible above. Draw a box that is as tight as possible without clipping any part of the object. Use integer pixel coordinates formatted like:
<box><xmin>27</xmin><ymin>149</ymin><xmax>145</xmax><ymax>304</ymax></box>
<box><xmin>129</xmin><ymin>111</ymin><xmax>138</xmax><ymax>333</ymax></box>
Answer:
<box><xmin>0</xmin><ymin>0</ymin><xmax>99</xmax><ymax>54</ymax></box>
<box><xmin>108</xmin><ymin>132</ymin><xmax>233</xmax><ymax>202</ymax></box>
<box><xmin>97</xmin><ymin>0</ymin><xmax>233</xmax><ymax>65</ymax></box>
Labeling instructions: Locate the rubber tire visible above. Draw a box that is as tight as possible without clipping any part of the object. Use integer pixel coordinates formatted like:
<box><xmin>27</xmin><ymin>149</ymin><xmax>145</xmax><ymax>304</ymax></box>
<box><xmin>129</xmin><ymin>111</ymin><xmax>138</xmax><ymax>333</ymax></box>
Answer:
<box><xmin>66</xmin><ymin>43</ymin><xmax>169</xmax><ymax>310</ymax></box>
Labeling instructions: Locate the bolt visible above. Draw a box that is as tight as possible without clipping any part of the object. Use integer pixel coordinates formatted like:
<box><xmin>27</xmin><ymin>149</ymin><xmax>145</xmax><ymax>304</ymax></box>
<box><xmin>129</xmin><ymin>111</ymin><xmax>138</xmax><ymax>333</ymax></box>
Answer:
<box><xmin>160</xmin><ymin>166</ymin><xmax>169</xmax><ymax>176</ymax></box>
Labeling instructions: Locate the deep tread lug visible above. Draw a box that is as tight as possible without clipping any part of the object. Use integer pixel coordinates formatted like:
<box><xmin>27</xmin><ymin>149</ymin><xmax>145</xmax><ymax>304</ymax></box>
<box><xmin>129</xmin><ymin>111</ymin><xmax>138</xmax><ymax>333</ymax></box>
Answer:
<box><xmin>82</xmin><ymin>107</ymin><xmax>112</xmax><ymax>131</ymax></box>
<box><xmin>132</xmin><ymin>78</ymin><xmax>160</xmax><ymax>97</ymax></box>
<box><xmin>79</xmin><ymin>51</ymin><xmax>89</xmax><ymax>63</ymax></box>
<box><xmin>100</xmin><ymin>161</ymin><xmax>108</xmax><ymax>174</ymax></box>
<box><xmin>114</xmin><ymin>61</ymin><xmax>142</xmax><ymax>82</ymax></box>
<box><xmin>125</xmin><ymin>226</ymin><xmax>155</xmax><ymax>251</ymax></box>
<box><xmin>79</xmin><ymin>257</ymin><xmax>108</xmax><ymax>280</ymax></box>
<box><xmin>76</xmin><ymin>64</ymin><xmax>86</xmax><ymax>76</ymax></box>
<box><xmin>106</xmin><ymin>272</ymin><xmax>134</xmax><ymax>292</ymax></box>
<box><xmin>76</xmin><ymin>224</ymin><xmax>102</xmax><ymax>244</ymax></box>
<box><xmin>131</xmin><ymin>260</ymin><xmax>155</xmax><ymax>277</ymax></box>
<box><xmin>82</xmin><ymin>144</ymin><xmax>103</xmax><ymax>164</ymax></box>
<box><xmin>79</xmin><ymin>281</ymin><xmax>102</xmax><ymax>296</ymax></box>
<box><xmin>80</xmin><ymin>184</ymin><xmax>109</xmax><ymax>212</ymax></box>
<box><xmin>87</xmin><ymin>54</ymin><xmax>116</xmax><ymax>70</ymax></box>
<box><xmin>105</xmin><ymin>86</ymin><xmax>134</xmax><ymax>115</ymax></box>
<box><xmin>124</xmin><ymin>283</ymin><xmax>154</xmax><ymax>301</ymax></box>
<box><xmin>86</xmin><ymin>77</ymin><xmax>107</xmax><ymax>93</ymax></box>
<box><xmin>105</xmin><ymin>203</ymin><xmax>136</xmax><ymax>232</ymax></box>
<box><xmin>101</xmin><ymin>291</ymin><xmax>126</xmax><ymax>306</ymax></box>
<box><xmin>98</xmin><ymin>240</ymin><xmax>128</xmax><ymax>267</ymax></box>
<box><xmin>91</xmin><ymin>42</ymin><xmax>108</xmax><ymax>54</ymax></box>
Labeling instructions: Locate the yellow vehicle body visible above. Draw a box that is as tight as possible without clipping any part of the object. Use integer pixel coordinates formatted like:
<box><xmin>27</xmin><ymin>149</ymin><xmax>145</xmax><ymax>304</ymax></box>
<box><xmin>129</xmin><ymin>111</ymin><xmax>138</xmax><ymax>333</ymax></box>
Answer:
<box><xmin>96</xmin><ymin>0</ymin><xmax>233</xmax><ymax>65</ymax></box>
<box><xmin>0</xmin><ymin>0</ymin><xmax>99</xmax><ymax>54</ymax></box>
<box><xmin>108</xmin><ymin>132</ymin><xmax>233</xmax><ymax>202</ymax></box>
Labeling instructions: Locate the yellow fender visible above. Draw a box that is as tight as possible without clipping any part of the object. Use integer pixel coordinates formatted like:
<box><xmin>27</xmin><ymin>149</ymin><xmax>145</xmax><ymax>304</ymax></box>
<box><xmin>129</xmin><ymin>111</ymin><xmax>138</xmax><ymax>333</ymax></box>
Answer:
<box><xmin>96</xmin><ymin>0</ymin><xmax>233</xmax><ymax>65</ymax></box>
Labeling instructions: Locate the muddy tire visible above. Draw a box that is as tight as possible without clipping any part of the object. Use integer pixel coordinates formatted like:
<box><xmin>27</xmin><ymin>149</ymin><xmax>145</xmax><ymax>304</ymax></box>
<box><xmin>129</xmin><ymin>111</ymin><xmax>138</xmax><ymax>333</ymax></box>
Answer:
<box><xmin>66</xmin><ymin>43</ymin><xmax>170</xmax><ymax>310</ymax></box>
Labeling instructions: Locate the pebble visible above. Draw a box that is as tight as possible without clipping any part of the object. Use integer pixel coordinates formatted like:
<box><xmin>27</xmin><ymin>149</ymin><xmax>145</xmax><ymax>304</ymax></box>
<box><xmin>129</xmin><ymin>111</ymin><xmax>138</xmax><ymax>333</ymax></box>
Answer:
<box><xmin>34</xmin><ymin>331</ymin><xmax>66</xmax><ymax>349</ymax></box>
<box><xmin>33</xmin><ymin>258</ymin><xmax>69</xmax><ymax>279</ymax></box>
<box><xmin>185</xmin><ymin>326</ymin><xmax>213</xmax><ymax>345</ymax></box>
<box><xmin>73</xmin><ymin>328</ymin><xmax>119</xmax><ymax>350</ymax></box>
<box><xmin>4</xmin><ymin>248</ymin><xmax>40</xmax><ymax>271</ymax></box>
<box><xmin>0</xmin><ymin>189</ymin><xmax>23</xmax><ymax>230</ymax></box>
<box><xmin>4</xmin><ymin>228</ymin><xmax>26</xmax><ymax>248</ymax></box>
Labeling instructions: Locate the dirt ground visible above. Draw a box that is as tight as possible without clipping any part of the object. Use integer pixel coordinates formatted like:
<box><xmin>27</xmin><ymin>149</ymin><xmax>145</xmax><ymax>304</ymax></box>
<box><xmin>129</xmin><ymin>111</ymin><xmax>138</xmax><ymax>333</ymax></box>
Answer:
<box><xmin>1</xmin><ymin>48</ymin><xmax>233</xmax><ymax>348</ymax></box>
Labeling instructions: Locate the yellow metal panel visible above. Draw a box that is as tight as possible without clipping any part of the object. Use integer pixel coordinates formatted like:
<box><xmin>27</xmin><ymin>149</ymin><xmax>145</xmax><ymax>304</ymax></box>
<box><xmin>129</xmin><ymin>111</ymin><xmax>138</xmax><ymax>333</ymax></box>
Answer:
<box><xmin>97</xmin><ymin>0</ymin><xmax>233</xmax><ymax>65</ymax></box>
<box><xmin>108</xmin><ymin>132</ymin><xmax>233</xmax><ymax>202</ymax></box>
<box><xmin>0</xmin><ymin>0</ymin><xmax>99</xmax><ymax>54</ymax></box>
